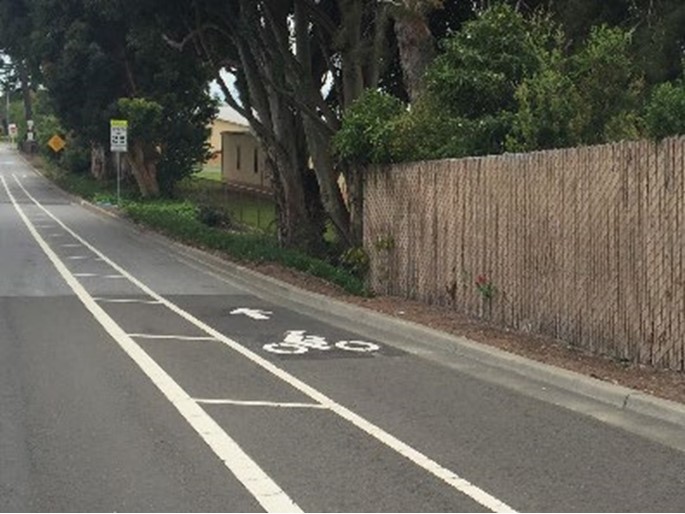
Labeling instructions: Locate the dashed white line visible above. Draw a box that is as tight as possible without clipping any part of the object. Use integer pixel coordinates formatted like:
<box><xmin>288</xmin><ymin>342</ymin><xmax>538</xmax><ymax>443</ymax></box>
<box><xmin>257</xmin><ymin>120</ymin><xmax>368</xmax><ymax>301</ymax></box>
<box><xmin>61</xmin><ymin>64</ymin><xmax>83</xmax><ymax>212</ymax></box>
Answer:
<box><xmin>129</xmin><ymin>333</ymin><xmax>218</xmax><ymax>342</ymax></box>
<box><xmin>67</xmin><ymin>255</ymin><xmax>90</xmax><ymax>260</ymax></box>
<box><xmin>9</xmin><ymin>174</ymin><xmax>515</xmax><ymax>513</ymax></box>
<box><xmin>61</xmin><ymin>243</ymin><xmax>82</xmax><ymax>248</ymax></box>
<box><xmin>194</xmin><ymin>399</ymin><xmax>327</xmax><ymax>409</ymax></box>
<box><xmin>74</xmin><ymin>273</ymin><xmax>99</xmax><ymax>278</ymax></box>
<box><xmin>94</xmin><ymin>298</ymin><xmax>162</xmax><ymax>305</ymax></box>
<box><xmin>103</xmin><ymin>274</ymin><xmax>125</xmax><ymax>279</ymax></box>
<box><xmin>4</xmin><ymin>175</ymin><xmax>302</xmax><ymax>514</ymax></box>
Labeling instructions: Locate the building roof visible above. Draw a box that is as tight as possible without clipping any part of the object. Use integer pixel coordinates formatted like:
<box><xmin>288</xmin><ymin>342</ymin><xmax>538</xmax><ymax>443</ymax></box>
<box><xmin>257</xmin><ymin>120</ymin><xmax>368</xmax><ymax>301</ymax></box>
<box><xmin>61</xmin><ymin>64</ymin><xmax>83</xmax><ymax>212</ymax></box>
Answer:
<box><xmin>217</xmin><ymin>104</ymin><xmax>249</xmax><ymax>127</ymax></box>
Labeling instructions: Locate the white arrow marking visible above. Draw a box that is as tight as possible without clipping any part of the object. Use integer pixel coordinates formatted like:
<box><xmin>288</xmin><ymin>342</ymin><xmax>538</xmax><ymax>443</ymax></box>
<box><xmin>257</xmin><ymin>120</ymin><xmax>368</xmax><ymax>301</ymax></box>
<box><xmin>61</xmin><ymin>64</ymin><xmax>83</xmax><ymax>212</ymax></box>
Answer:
<box><xmin>230</xmin><ymin>308</ymin><xmax>273</xmax><ymax>320</ymax></box>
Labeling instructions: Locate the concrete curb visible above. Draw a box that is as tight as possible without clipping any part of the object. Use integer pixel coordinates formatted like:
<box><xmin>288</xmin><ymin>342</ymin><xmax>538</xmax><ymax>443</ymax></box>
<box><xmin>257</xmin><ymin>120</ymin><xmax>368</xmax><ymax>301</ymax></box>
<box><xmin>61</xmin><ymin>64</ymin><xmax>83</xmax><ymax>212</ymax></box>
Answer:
<box><xmin>160</xmin><ymin>236</ymin><xmax>685</xmax><ymax>430</ymax></box>
<box><xmin>22</xmin><ymin>154</ymin><xmax>685</xmax><ymax>431</ymax></box>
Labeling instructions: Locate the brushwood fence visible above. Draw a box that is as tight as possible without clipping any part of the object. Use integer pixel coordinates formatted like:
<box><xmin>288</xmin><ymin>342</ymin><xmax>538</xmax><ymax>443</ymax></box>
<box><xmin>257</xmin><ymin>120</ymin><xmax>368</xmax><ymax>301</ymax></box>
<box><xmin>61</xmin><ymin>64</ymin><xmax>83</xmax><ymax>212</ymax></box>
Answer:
<box><xmin>364</xmin><ymin>137</ymin><xmax>685</xmax><ymax>370</ymax></box>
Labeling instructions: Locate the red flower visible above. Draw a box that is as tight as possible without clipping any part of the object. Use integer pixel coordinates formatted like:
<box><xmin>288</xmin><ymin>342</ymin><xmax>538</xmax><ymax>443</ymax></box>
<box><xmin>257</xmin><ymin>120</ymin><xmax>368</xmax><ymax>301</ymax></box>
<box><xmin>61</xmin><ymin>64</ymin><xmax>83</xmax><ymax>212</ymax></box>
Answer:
<box><xmin>475</xmin><ymin>274</ymin><xmax>488</xmax><ymax>286</ymax></box>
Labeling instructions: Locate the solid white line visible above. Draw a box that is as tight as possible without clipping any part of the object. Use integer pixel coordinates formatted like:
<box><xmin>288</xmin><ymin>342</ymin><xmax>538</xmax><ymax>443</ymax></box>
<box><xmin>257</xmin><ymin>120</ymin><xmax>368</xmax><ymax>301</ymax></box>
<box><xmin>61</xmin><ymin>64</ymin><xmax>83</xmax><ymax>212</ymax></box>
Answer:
<box><xmin>4</xmin><ymin>176</ymin><xmax>301</xmax><ymax>514</ymax></box>
<box><xmin>194</xmin><ymin>399</ymin><xmax>327</xmax><ymax>409</ymax></box>
<box><xmin>94</xmin><ymin>298</ymin><xmax>162</xmax><ymax>305</ymax></box>
<box><xmin>10</xmin><ymin>176</ymin><xmax>515</xmax><ymax>512</ymax></box>
<box><xmin>129</xmin><ymin>334</ymin><xmax>218</xmax><ymax>342</ymax></box>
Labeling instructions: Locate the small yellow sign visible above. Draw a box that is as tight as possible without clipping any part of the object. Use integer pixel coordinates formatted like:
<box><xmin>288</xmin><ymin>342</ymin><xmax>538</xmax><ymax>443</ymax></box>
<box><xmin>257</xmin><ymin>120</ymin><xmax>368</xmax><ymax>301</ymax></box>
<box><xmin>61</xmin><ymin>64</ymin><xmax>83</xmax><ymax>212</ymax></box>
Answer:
<box><xmin>47</xmin><ymin>134</ymin><xmax>66</xmax><ymax>153</ymax></box>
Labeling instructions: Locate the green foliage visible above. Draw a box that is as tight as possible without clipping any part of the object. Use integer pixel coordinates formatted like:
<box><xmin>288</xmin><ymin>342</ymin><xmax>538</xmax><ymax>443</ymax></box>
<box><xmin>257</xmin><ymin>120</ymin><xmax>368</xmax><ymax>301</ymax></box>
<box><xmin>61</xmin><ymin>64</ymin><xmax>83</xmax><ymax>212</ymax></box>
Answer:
<box><xmin>117</xmin><ymin>98</ymin><xmax>163</xmax><ymax>142</ymax></box>
<box><xmin>49</xmin><ymin>165</ymin><xmax>367</xmax><ymax>294</ymax></box>
<box><xmin>416</xmin><ymin>4</ymin><xmax>551</xmax><ymax>157</ymax></box>
<box><xmin>333</xmin><ymin>89</ymin><xmax>404</xmax><ymax>164</ymax></box>
<box><xmin>29</xmin><ymin>0</ymin><xmax>216</xmax><ymax>195</ymax></box>
<box><xmin>644</xmin><ymin>79</ymin><xmax>685</xmax><ymax>139</ymax></box>
<box><xmin>507</xmin><ymin>66</ymin><xmax>584</xmax><ymax>152</ymax></box>
<box><xmin>570</xmin><ymin>25</ymin><xmax>645</xmax><ymax>144</ymax></box>
<box><xmin>339</xmin><ymin>246</ymin><xmax>370</xmax><ymax>279</ymax></box>
<box><xmin>124</xmin><ymin>200</ymin><xmax>369</xmax><ymax>296</ymax></box>
<box><xmin>425</xmin><ymin>4</ymin><xmax>541</xmax><ymax>120</ymax></box>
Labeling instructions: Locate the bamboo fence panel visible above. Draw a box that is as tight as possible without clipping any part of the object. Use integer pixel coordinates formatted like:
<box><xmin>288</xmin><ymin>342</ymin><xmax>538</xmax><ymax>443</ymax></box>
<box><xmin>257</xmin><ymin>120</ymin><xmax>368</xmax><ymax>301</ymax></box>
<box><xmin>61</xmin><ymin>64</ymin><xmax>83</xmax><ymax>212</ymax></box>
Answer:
<box><xmin>364</xmin><ymin>136</ymin><xmax>685</xmax><ymax>370</ymax></box>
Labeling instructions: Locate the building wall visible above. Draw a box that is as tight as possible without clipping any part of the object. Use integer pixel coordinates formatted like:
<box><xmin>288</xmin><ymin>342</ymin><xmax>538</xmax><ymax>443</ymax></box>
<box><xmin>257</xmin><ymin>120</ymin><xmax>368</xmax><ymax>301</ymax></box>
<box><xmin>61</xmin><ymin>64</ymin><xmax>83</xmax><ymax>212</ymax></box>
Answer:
<box><xmin>365</xmin><ymin>136</ymin><xmax>685</xmax><ymax>370</ymax></box>
<box><xmin>207</xmin><ymin>120</ymin><xmax>248</xmax><ymax>165</ymax></box>
<box><xmin>221</xmin><ymin>131</ymin><xmax>270</xmax><ymax>191</ymax></box>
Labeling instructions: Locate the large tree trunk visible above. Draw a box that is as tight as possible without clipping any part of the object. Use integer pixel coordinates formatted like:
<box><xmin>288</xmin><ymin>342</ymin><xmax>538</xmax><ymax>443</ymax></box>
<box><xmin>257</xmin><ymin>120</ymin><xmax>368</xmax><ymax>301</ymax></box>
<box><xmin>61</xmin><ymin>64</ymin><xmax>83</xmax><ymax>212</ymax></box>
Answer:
<box><xmin>126</xmin><ymin>140</ymin><xmax>160</xmax><ymax>197</ymax></box>
<box><xmin>90</xmin><ymin>144</ymin><xmax>108</xmax><ymax>180</ymax></box>
<box><xmin>344</xmin><ymin>163</ymin><xmax>364</xmax><ymax>245</ymax></box>
<box><xmin>393</xmin><ymin>11</ymin><xmax>436</xmax><ymax>103</ymax></box>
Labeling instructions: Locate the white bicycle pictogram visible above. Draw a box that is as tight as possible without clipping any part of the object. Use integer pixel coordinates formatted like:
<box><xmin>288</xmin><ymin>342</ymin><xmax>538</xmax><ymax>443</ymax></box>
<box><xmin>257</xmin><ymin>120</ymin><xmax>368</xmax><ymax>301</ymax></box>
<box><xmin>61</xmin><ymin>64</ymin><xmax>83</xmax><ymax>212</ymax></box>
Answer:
<box><xmin>263</xmin><ymin>330</ymin><xmax>380</xmax><ymax>355</ymax></box>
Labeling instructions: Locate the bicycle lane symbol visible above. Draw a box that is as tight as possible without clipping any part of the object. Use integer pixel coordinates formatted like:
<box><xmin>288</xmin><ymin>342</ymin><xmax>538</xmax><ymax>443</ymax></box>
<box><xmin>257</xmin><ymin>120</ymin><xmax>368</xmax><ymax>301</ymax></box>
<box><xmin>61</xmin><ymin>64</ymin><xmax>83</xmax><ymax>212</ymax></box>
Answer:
<box><xmin>263</xmin><ymin>330</ymin><xmax>381</xmax><ymax>355</ymax></box>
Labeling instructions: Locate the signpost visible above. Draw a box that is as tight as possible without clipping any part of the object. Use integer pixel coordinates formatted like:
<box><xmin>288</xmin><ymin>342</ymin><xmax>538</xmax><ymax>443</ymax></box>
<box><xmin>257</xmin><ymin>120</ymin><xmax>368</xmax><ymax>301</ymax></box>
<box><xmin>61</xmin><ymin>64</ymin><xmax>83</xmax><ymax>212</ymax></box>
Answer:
<box><xmin>110</xmin><ymin>119</ymin><xmax>128</xmax><ymax>205</ymax></box>
<box><xmin>8</xmin><ymin>123</ymin><xmax>17</xmax><ymax>143</ymax></box>
<box><xmin>47</xmin><ymin>134</ymin><xmax>66</xmax><ymax>153</ymax></box>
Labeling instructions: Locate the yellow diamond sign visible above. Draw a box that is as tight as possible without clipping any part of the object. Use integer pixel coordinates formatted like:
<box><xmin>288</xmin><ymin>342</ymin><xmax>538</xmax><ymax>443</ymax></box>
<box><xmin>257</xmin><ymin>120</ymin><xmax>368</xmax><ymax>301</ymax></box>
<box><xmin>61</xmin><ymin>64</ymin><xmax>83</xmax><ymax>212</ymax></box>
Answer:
<box><xmin>48</xmin><ymin>134</ymin><xmax>66</xmax><ymax>153</ymax></box>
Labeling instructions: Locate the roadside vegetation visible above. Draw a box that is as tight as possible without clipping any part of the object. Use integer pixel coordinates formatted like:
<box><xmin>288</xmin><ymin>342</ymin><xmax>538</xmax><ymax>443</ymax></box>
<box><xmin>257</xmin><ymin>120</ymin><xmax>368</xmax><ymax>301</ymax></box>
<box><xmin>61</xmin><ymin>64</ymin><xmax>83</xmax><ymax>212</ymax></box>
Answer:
<box><xmin>36</xmin><ymin>160</ymin><xmax>369</xmax><ymax>297</ymax></box>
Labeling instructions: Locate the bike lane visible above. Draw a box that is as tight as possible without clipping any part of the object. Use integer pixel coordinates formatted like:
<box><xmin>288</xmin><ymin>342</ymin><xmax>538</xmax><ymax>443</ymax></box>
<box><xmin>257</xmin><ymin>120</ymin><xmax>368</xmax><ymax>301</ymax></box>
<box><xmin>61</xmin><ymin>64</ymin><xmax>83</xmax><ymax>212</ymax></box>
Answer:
<box><xmin>10</xmin><ymin>156</ymin><xmax>685</xmax><ymax>512</ymax></box>
<box><xmin>6</xmin><ymin>167</ymin><xmax>502</xmax><ymax>511</ymax></box>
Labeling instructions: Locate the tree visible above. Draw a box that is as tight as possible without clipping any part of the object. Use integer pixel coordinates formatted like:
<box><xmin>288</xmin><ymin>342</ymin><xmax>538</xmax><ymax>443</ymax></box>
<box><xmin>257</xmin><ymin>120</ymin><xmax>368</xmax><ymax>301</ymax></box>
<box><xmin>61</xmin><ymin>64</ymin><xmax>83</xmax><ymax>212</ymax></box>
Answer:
<box><xmin>28</xmin><ymin>0</ymin><xmax>215</xmax><ymax>196</ymax></box>
<box><xmin>569</xmin><ymin>25</ymin><xmax>644</xmax><ymax>144</ymax></box>
<box><xmin>162</xmin><ymin>0</ymin><xmax>395</xmax><ymax>252</ymax></box>
<box><xmin>0</xmin><ymin>0</ymin><xmax>40</xmax><ymax>127</ymax></box>
<box><xmin>644</xmin><ymin>78</ymin><xmax>685</xmax><ymax>139</ymax></box>
<box><xmin>418</xmin><ymin>3</ymin><xmax>543</xmax><ymax>156</ymax></box>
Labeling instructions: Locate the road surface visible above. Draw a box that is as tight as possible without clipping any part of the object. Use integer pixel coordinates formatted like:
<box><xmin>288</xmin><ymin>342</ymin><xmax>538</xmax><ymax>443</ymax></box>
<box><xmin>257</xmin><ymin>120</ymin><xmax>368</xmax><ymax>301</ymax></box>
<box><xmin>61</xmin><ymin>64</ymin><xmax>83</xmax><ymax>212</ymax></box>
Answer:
<box><xmin>2</xmin><ymin>145</ymin><xmax>685</xmax><ymax>512</ymax></box>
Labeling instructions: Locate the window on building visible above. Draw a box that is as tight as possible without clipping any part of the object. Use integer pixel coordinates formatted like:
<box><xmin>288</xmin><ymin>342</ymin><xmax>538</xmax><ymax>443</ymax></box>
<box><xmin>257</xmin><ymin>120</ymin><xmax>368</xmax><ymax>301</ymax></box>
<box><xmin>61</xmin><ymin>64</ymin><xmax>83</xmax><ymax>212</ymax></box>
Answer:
<box><xmin>236</xmin><ymin>145</ymin><xmax>241</xmax><ymax>170</ymax></box>
<box><xmin>254</xmin><ymin>148</ymin><xmax>259</xmax><ymax>174</ymax></box>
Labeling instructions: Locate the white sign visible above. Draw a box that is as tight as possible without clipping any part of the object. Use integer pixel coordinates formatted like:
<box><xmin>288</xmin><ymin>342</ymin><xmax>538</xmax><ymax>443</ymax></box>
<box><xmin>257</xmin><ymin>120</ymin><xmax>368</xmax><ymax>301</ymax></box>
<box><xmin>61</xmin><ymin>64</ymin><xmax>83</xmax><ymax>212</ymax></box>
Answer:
<box><xmin>110</xmin><ymin>119</ymin><xmax>128</xmax><ymax>152</ymax></box>
<box><xmin>263</xmin><ymin>330</ymin><xmax>380</xmax><ymax>355</ymax></box>
<box><xmin>230</xmin><ymin>307</ymin><xmax>273</xmax><ymax>320</ymax></box>
<box><xmin>8</xmin><ymin>123</ymin><xmax>17</xmax><ymax>136</ymax></box>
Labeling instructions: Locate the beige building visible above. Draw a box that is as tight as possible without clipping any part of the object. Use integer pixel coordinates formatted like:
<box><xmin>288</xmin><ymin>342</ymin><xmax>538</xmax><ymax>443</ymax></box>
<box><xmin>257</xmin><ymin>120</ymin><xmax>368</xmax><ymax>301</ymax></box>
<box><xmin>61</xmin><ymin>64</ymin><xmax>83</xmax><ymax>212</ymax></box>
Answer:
<box><xmin>219</xmin><ymin>106</ymin><xmax>270</xmax><ymax>192</ymax></box>
<box><xmin>207</xmin><ymin>105</ymin><xmax>251</xmax><ymax>165</ymax></box>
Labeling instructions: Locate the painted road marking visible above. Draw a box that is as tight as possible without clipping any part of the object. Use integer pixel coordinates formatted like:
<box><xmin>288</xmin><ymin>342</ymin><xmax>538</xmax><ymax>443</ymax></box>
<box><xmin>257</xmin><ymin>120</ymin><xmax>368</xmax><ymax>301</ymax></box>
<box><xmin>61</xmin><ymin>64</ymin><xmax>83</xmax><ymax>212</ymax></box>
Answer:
<box><xmin>263</xmin><ymin>330</ymin><xmax>381</xmax><ymax>355</ymax></box>
<box><xmin>67</xmin><ymin>255</ymin><xmax>90</xmax><ymax>260</ymax></box>
<box><xmin>94</xmin><ymin>298</ymin><xmax>162</xmax><ymax>305</ymax></box>
<box><xmin>49</xmin><ymin>233</ymin><xmax>63</xmax><ymax>238</ymax></box>
<box><xmin>61</xmin><ymin>243</ymin><xmax>82</xmax><ymax>248</ymax></box>
<box><xmin>103</xmin><ymin>274</ymin><xmax>125</xmax><ymax>279</ymax></box>
<box><xmin>3</xmin><ymin>175</ymin><xmax>302</xmax><ymax>514</ymax></box>
<box><xmin>10</xmin><ymin>174</ymin><xmax>515</xmax><ymax>513</ymax></box>
<box><xmin>129</xmin><ymin>333</ymin><xmax>218</xmax><ymax>342</ymax></box>
<box><xmin>230</xmin><ymin>307</ymin><xmax>273</xmax><ymax>320</ymax></box>
<box><xmin>194</xmin><ymin>399</ymin><xmax>327</xmax><ymax>409</ymax></box>
<box><xmin>74</xmin><ymin>273</ymin><xmax>99</xmax><ymax>278</ymax></box>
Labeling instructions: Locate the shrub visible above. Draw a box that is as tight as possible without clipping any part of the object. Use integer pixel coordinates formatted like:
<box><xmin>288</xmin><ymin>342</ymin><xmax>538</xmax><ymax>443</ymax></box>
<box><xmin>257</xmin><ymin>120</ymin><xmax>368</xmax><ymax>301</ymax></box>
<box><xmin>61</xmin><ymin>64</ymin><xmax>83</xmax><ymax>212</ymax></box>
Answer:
<box><xmin>644</xmin><ymin>80</ymin><xmax>685</xmax><ymax>139</ymax></box>
<box><xmin>333</xmin><ymin>89</ymin><xmax>405</xmax><ymax>165</ymax></box>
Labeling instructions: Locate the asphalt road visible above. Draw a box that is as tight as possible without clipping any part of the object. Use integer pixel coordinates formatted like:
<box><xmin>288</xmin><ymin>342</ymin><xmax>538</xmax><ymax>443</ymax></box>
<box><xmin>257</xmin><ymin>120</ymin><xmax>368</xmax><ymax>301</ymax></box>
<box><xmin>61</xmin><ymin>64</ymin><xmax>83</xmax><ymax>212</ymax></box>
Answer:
<box><xmin>2</xmin><ymin>144</ymin><xmax>685</xmax><ymax>512</ymax></box>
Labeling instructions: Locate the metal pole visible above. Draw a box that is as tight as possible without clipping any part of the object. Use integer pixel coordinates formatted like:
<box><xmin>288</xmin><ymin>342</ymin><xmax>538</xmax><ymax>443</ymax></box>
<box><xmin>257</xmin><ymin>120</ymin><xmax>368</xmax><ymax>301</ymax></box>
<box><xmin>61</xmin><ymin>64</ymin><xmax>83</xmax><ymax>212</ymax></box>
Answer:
<box><xmin>116</xmin><ymin>151</ymin><xmax>121</xmax><ymax>205</ymax></box>
<box><xmin>5</xmin><ymin>87</ymin><xmax>9</xmax><ymax>142</ymax></box>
